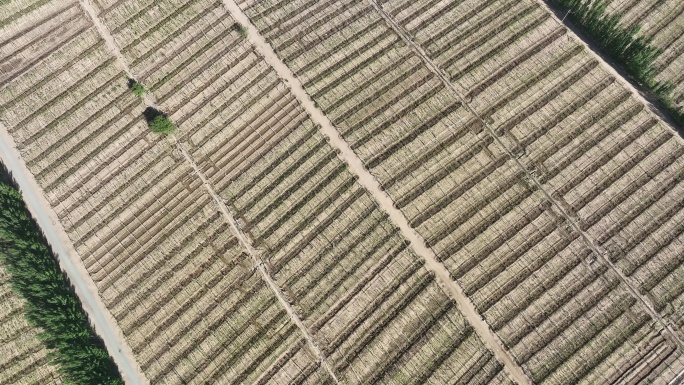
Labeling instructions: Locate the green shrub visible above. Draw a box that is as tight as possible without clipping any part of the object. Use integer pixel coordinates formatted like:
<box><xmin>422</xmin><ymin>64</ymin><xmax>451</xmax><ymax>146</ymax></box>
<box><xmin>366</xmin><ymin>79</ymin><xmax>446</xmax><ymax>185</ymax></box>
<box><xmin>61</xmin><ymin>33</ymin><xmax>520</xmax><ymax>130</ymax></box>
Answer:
<box><xmin>150</xmin><ymin>115</ymin><xmax>176</xmax><ymax>134</ymax></box>
<box><xmin>132</xmin><ymin>83</ymin><xmax>145</xmax><ymax>97</ymax></box>
<box><xmin>128</xmin><ymin>78</ymin><xmax>146</xmax><ymax>97</ymax></box>
<box><xmin>234</xmin><ymin>22</ymin><xmax>248</xmax><ymax>37</ymax></box>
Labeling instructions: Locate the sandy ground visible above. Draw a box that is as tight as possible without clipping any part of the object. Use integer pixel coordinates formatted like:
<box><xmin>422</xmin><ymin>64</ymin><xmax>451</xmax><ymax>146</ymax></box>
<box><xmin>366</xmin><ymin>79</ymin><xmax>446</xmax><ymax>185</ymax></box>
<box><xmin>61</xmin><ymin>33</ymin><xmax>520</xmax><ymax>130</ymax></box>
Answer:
<box><xmin>0</xmin><ymin>122</ymin><xmax>146</xmax><ymax>385</ymax></box>
<box><xmin>223</xmin><ymin>0</ymin><xmax>534</xmax><ymax>383</ymax></box>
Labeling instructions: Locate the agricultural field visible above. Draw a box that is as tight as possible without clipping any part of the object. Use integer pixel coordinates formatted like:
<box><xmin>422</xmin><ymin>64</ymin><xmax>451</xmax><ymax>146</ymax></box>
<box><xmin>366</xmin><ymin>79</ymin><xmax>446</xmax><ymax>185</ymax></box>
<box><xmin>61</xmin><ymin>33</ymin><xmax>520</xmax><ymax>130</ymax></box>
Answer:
<box><xmin>603</xmin><ymin>0</ymin><xmax>684</xmax><ymax>110</ymax></box>
<box><xmin>1</xmin><ymin>0</ymin><xmax>513</xmax><ymax>383</ymax></box>
<box><xmin>0</xmin><ymin>265</ymin><xmax>62</xmax><ymax>385</ymax></box>
<box><xmin>89</xmin><ymin>0</ymin><xmax>515</xmax><ymax>382</ymax></box>
<box><xmin>2</xmin><ymin>0</ymin><xmax>684</xmax><ymax>384</ymax></box>
<box><xmin>242</xmin><ymin>0</ymin><xmax>684</xmax><ymax>383</ymax></box>
<box><xmin>1</xmin><ymin>1</ymin><xmax>317</xmax><ymax>383</ymax></box>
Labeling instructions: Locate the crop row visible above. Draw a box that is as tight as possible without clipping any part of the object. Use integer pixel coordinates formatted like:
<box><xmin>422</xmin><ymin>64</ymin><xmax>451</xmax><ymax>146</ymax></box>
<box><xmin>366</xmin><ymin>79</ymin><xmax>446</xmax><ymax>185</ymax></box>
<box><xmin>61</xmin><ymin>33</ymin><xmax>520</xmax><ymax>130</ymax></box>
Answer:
<box><xmin>384</xmin><ymin>0</ymin><xmax>684</xmax><ymax>375</ymax></box>
<box><xmin>143</xmin><ymin>7</ymin><xmax>515</xmax><ymax>375</ymax></box>
<box><xmin>0</xmin><ymin>1</ymin><xmax>317</xmax><ymax>383</ymax></box>
<box><xmin>192</xmin><ymin>86</ymin><xmax>510</xmax><ymax>383</ymax></box>
<box><xmin>243</xmin><ymin>0</ymin><xmax>684</xmax><ymax>382</ymax></box>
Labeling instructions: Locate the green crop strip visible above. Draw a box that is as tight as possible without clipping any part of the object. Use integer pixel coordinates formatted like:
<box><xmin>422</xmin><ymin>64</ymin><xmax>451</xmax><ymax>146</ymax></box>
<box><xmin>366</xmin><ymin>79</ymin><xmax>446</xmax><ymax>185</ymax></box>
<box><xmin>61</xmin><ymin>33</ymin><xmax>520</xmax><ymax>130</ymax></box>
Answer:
<box><xmin>0</xmin><ymin>167</ymin><xmax>123</xmax><ymax>385</ymax></box>
<box><xmin>550</xmin><ymin>0</ymin><xmax>684</xmax><ymax>127</ymax></box>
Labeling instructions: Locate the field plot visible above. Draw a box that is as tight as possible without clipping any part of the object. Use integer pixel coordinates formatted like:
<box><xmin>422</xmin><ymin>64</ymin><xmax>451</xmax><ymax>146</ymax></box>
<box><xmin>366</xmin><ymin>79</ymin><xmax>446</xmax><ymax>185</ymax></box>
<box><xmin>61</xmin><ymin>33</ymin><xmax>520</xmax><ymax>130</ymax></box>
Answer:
<box><xmin>91</xmin><ymin>0</ymin><xmax>517</xmax><ymax>382</ymax></box>
<box><xmin>0</xmin><ymin>1</ymin><xmax>318</xmax><ymax>384</ymax></box>
<box><xmin>603</xmin><ymin>0</ymin><xmax>684</xmax><ymax>110</ymax></box>
<box><xmin>0</xmin><ymin>265</ymin><xmax>62</xmax><ymax>385</ymax></box>
<box><xmin>4</xmin><ymin>0</ymin><xmax>684</xmax><ymax>383</ymax></box>
<box><xmin>242</xmin><ymin>0</ymin><xmax>684</xmax><ymax>383</ymax></box>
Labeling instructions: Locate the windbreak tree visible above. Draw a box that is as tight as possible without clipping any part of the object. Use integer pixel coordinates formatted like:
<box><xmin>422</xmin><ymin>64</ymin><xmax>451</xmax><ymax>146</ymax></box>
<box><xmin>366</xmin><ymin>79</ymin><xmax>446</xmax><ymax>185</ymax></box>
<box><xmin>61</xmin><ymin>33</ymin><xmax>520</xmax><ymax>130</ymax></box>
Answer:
<box><xmin>0</xmin><ymin>166</ymin><xmax>123</xmax><ymax>385</ymax></box>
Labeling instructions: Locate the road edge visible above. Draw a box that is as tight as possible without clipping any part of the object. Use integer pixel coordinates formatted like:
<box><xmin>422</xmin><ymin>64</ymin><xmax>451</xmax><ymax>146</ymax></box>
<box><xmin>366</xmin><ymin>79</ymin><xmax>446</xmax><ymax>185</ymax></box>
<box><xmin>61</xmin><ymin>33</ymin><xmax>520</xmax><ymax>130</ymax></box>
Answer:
<box><xmin>0</xmin><ymin>122</ymin><xmax>147</xmax><ymax>385</ymax></box>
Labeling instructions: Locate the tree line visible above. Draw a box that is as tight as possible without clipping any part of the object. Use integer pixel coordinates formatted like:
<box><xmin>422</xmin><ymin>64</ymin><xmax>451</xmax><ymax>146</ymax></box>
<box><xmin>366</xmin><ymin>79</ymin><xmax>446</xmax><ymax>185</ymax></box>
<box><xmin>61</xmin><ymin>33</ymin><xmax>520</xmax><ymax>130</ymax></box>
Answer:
<box><xmin>0</xmin><ymin>165</ymin><xmax>123</xmax><ymax>385</ymax></box>
<box><xmin>551</xmin><ymin>0</ymin><xmax>684</xmax><ymax>126</ymax></box>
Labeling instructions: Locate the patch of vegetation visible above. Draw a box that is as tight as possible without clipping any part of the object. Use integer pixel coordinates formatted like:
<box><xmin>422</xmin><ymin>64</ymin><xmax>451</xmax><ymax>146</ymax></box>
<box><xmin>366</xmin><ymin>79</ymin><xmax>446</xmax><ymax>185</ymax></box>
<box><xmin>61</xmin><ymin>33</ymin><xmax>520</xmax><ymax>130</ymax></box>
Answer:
<box><xmin>128</xmin><ymin>78</ymin><xmax>146</xmax><ymax>97</ymax></box>
<box><xmin>233</xmin><ymin>22</ymin><xmax>248</xmax><ymax>38</ymax></box>
<box><xmin>150</xmin><ymin>115</ymin><xmax>176</xmax><ymax>134</ymax></box>
<box><xmin>0</xmin><ymin>165</ymin><xmax>123</xmax><ymax>385</ymax></box>
<box><xmin>551</xmin><ymin>0</ymin><xmax>683</xmax><ymax>126</ymax></box>
<box><xmin>143</xmin><ymin>107</ymin><xmax>176</xmax><ymax>134</ymax></box>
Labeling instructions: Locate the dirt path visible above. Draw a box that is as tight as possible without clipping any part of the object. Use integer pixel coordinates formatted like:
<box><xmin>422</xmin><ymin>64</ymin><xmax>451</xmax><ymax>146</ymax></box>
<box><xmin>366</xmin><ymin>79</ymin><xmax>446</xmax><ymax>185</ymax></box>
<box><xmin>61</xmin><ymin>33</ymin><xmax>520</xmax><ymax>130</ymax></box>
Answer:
<box><xmin>221</xmin><ymin>0</ymin><xmax>533</xmax><ymax>383</ymax></box>
<box><xmin>368</xmin><ymin>0</ymin><xmax>684</xmax><ymax>351</ymax></box>
<box><xmin>174</xmin><ymin>141</ymin><xmax>340</xmax><ymax>383</ymax></box>
<box><xmin>77</xmin><ymin>0</ymin><xmax>158</xmax><ymax>108</ymax></box>
<box><xmin>0</xmin><ymin>123</ymin><xmax>147</xmax><ymax>385</ymax></box>
<box><xmin>78</xmin><ymin>0</ymin><xmax>340</xmax><ymax>380</ymax></box>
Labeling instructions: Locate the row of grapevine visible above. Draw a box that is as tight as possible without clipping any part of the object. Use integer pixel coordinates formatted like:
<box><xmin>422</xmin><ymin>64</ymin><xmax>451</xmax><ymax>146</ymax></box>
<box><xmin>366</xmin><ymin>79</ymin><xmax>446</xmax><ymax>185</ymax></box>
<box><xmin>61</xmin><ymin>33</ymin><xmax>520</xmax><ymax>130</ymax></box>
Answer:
<box><xmin>0</xmin><ymin>0</ymin><xmax>324</xmax><ymax>383</ymax></box>
<box><xmin>243</xmin><ymin>0</ymin><xmax>684</xmax><ymax>383</ymax></box>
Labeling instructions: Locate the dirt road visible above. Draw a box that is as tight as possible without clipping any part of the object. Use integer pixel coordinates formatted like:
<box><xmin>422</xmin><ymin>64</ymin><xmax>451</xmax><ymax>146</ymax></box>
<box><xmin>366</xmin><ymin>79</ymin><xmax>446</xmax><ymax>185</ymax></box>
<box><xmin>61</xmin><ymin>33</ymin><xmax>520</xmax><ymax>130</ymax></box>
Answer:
<box><xmin>175</xmin><ymin>141</ymin><xmax>341</xmax><ymax>383</ymax></box>
<box><xmin>77</xmin><ymin>0</ymin><xmax>340</xmax><ymax>379</ymax></box>
<box><xmin>220</xmin><ymin>1</ymin><xmax>534</xmax><ymax>383</ymax></box>
<box><xmin>0</xmin><ymin>123</ymin><xmax>147</xmax><ymax>385</ymax></box>
<box><xmin>368</xmin><ymin>0</ymin><xmax>684</xmax><ymax>350</ymax></box>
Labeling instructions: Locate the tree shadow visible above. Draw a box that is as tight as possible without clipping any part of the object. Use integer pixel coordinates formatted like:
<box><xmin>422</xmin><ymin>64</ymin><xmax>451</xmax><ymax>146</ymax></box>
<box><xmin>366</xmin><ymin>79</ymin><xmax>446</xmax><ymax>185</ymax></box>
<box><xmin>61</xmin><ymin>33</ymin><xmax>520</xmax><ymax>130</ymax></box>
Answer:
<box><xmin>143</xmin><ymin>106</ymin><xmax>166</xmax><ymax>123</ymax></box>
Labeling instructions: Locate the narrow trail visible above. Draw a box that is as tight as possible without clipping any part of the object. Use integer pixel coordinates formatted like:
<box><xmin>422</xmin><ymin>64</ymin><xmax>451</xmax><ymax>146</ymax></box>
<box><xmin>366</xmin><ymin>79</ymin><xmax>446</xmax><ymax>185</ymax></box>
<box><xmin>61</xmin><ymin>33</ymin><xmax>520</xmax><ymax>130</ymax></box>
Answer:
<box><xmin>78</xmin><ymin>0</ymin><xmax>340</xmax><ymax>380</ymax></box>
<box><xmin>366</xmin><ymin>0</ymin><xmax>684</xmax><ymax>351</ymax></box>
<box><xmin>174</xmin><ymin>141</ymin><xmax>340</xmax><ymax>383</ymax></box>
<box><xmin>222</xmin><ymin>0</ymin><xmax>533</xmax><ymax>383</ymax></box>
<box><xmin>0</xmin><ymin>123</ymin><xmax>146</xmax><ymax>385</ymax></box>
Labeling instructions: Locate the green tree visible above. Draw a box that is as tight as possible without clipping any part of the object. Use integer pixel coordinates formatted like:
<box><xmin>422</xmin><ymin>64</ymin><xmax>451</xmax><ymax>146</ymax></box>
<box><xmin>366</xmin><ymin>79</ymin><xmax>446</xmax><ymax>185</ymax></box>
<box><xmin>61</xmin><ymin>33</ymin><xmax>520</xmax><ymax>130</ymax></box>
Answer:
<box><xmin>128</xmin><ymin>78</ymin><xmax>146</xmax><ymax>97</ymax></box>
<box><xmin>150</xmin><ymin>115</ymin><xmax>176</xmax><ymax>134</ymax></box>
<box><xmin>132</xmin><ymin>82</ymin><xmax>145</xmax><ymax>97</ymax></box>
<box><xmin>234</xmin><ymin>22</ymin><xmax>248</xmax><ymax>37</ymax></box>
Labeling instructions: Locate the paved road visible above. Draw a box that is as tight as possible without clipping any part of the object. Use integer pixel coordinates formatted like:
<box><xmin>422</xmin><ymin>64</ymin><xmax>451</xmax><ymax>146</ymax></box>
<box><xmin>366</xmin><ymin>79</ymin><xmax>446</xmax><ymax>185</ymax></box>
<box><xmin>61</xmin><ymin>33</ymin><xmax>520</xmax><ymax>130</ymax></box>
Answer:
<box><xmin>0</xmin><ymin>123</ymin><xmax>146</xmax><ymax>385</ymax></box>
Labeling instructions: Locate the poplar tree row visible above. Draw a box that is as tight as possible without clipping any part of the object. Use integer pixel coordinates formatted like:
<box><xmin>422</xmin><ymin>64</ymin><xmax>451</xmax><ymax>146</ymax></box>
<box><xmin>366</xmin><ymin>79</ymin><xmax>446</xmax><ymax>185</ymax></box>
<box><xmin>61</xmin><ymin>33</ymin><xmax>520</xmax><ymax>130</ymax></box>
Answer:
<box><xmin>0</xmin><ymin>168</ymin><xmax>123</xmax><ymax>385</ymax></box>
<box><xmin>551</xmin><ymin>0</ymin><xmax>683</xmax><ymax>125</ymax></box>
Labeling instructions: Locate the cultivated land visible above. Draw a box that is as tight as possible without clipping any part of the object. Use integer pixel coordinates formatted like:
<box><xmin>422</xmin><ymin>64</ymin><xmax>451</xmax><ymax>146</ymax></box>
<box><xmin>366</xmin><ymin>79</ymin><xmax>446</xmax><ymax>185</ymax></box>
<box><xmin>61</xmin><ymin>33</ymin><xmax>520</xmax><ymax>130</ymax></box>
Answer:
<box><xmin>1</xmin><ymin>0</ymin><xmax>684</xmax><ymax>384</ymax></box>
<box><xmin>243</xmin><ymin>0</ymin><xmax>684</xmax><ymax>383</ymax></box>
<box><xmin>603</xmin><ymin>0</ymin><xmax>684</xmax><ymax>111</ymax></box>
<box><xmin>0</xmin><ymin>265</ymin><xmax>63</xmax><ymax>385</ymax></box>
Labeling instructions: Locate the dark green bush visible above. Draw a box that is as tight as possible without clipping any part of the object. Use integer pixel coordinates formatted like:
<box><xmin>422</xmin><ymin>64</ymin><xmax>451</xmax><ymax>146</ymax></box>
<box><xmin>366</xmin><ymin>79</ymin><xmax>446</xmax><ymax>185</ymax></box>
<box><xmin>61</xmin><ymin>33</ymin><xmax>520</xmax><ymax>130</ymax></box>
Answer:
<box><xmin>233</xmin><ymin>22</ymin><xmax>248</xmax><ymax>37</ymax></box>
<box><xmin>127</xmin><ymin>78</ymin><xmax>146</xmax><ymax>97</ymax></box>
